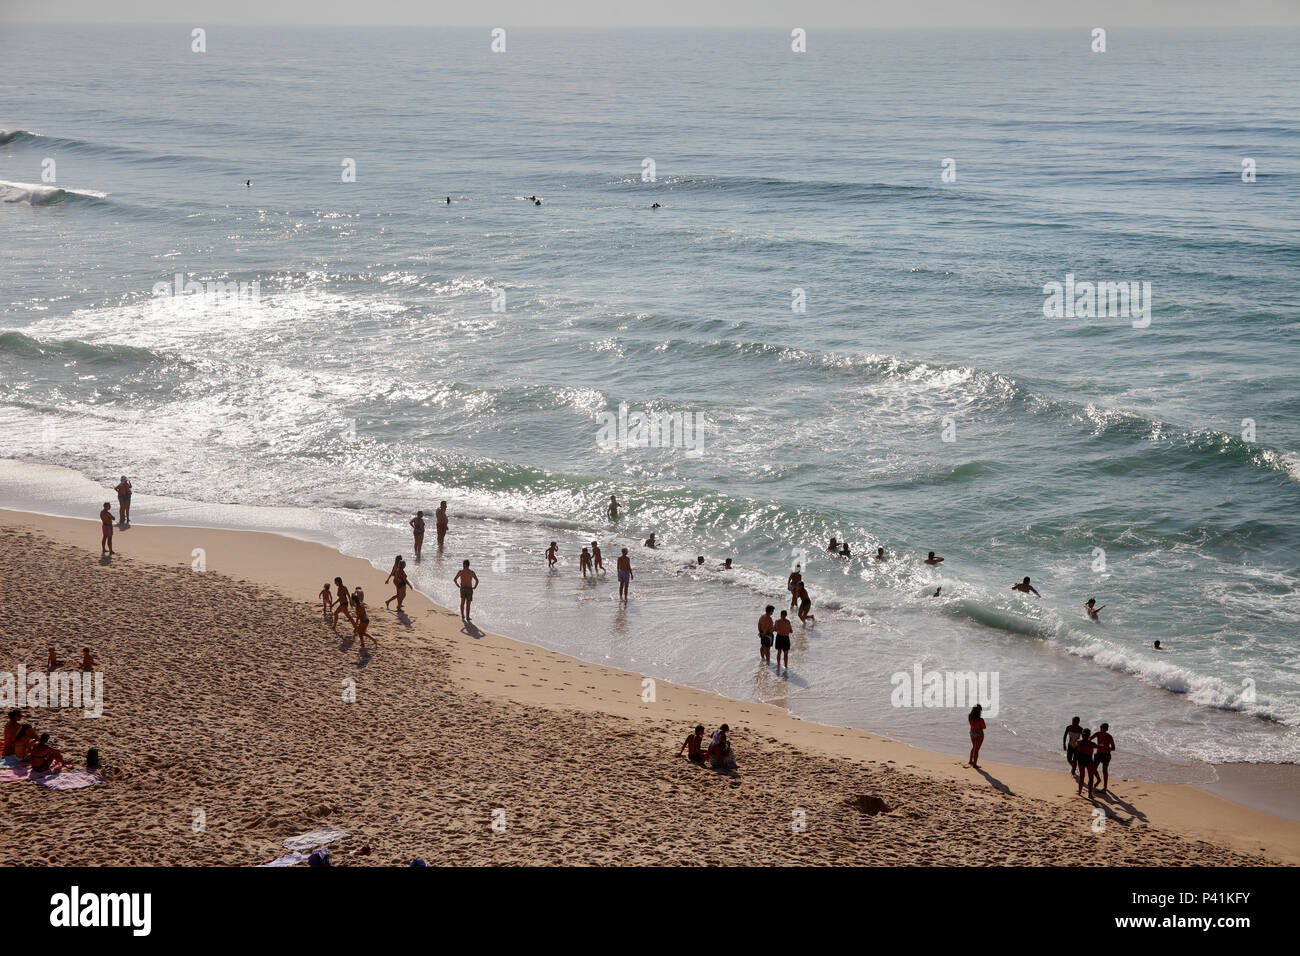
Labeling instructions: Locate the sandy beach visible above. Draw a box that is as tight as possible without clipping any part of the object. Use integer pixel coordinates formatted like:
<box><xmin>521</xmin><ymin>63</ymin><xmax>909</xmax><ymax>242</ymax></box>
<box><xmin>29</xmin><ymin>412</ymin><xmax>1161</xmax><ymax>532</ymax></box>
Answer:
<box><xmin>0</xmin><ymin>506</ymin><xmax>1295</xmax><ymax>866</ymax></box>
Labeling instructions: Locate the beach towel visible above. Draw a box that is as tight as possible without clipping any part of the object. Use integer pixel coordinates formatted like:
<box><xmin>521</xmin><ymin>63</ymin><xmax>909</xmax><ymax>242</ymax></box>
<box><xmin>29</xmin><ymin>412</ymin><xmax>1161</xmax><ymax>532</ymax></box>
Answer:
<box><xmin>37</xmin><ymin>769</ymin><xmax>104</xmax><ymax>790</ymax></box>
<box><xmin>259</xmin><ymin>851</ymin><xmax>308</xmax><ymax>868</ymax></box>
<box><xmin>282</xmin><ymin>828</ymin><xmax>348</xmax><ymax>852</ymax></box>
<box><xmin>0</xmin><ymin>764</ymin><xmax>34</xmax><ymax>783</ymax></box>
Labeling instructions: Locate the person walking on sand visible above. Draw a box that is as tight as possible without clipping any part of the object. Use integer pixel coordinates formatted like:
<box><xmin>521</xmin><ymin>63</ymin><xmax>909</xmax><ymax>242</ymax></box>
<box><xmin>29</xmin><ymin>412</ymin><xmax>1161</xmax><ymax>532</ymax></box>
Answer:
<box><xmin>332</xmin><ymin>577</ymin><xmax>354</xmax><ymax>629</ymax></box>
<box><xmin>385</xmin><ymin>558</ymin><xmax>409</xmax><ymax>611</ymax></box>
<box><xmin>968</xmin><ymin>704</ymin><xmax>986</xmax><ymax>768</ymax></box>
<box><xmin>590</xmin><ymin>541</ymin><xmax>604</xmax><ymax>575</ymax></box>
<box><xmin>607</xmin><ymin>495</ymin><xmax>619</xmax><ymax>520</ymax></box>
<box><xmin>1012</xmin><ymin>576</ymin><xmax>1041</xmax><ymax>597</ymax></box>
<box><xmin>546</xmin><ymin>541</ymin><xmax>559</xmax><ymax>570</ymax></box>
<box><xmin>773</xmin><ymin>610</ymin><xmax>793</xmax><ymax>668</ymax></box>
<box><xmin>410</xmin><ymin>511</ymin><xmax>426</xmax><ymax>562</ymax></box>
<box><xmin>1075</xmin><ymin>727</ymin><xmax>1099</xmax><ymax>797</ymax></box>
<box><xmin>352</xmin><ymin>589</ymin><xmax>372</xmax><ymax>648</ymax></box>
<box><xmin>453</xmin><ymin>559</ymin><xmax>478</xmax><ymax>622</ymax></box>
<box><xmin>114</xmin><ymin>476</ymin><xmax>132</xmax><ymax>527</ymax></box>
<box><xmin>1083</xmin><ymin>598</ymin><xmax>1105</xmax><ymax>621</ymax></box>
<box><xmin>99</xmin><ymin>502</ymin><xmax>115</xmax><ymax>555</ymax></box>
<box><xmin>1091</xmin><ymin>723</ymin><xmax>1116</xmax><ymax>791</ymax></box>
<box><xmin>1062</xmin><ymin>716</ymin><xmax>1083</xmax><ymax>777</ymax></box>
<box><xmin>435</xmin><ymin>501</ymin><xmax>449</xmax><ymax>548</ymax></box>
<box><xmin>616</xmin><ymin>548</ymin><xmax>633</xmax><ymax>600</ymax></box>
<box><xmin>758</xmin><ymin>604</ymin><xmax>776</xmax><ymax>663</ymax></box>
<box><xmin>319</xmin><ymin>582</ymin><xmax>333</xmax><ymax>618</ymax></box>
<box><xmin>787</xmin><ymin>564</ymin><xmax>802</xmax><ymax>610</ymax></box>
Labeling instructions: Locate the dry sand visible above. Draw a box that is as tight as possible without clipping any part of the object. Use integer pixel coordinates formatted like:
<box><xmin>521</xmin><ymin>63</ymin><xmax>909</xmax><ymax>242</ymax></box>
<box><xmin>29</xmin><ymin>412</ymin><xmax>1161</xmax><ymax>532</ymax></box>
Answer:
<box><xmin>0</xmin><ymin>508</ymin><xmax>1294</xmax><ymax>866</ymax></box>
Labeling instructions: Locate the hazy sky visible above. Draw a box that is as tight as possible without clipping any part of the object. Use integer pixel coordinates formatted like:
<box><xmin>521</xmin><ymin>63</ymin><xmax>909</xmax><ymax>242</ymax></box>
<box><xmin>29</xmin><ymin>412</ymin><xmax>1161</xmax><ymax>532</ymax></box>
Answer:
<box><xmin>3</xmin><ymin>0</ymin><xmax>1298</xmax><ymax>28</ymax></box>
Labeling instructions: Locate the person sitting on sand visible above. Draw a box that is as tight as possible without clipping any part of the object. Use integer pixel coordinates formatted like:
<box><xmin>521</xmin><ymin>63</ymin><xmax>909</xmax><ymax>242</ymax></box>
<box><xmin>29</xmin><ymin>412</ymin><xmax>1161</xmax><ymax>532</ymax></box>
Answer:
<box><xmin>1091</xmin><ymin>723</ymin><xmax>1116</xmax><ymax>791</ymax></box>
<box><xmin>2</xmin><ymin>710</ymin><xmax>22</xmax><ymax>757</ymax></box>
<box><xmin>708</xmin><ymin>725</ymin><xmax>737</xmax><ymax>769</ymax></box>
<box><xmin>385</xmin><ymin>559</ymin><xmax>409</xmax><ymax>611</ymax></box>
<box><xmin>644</xmin><ymin>533</ymin><xmax>657</xmax><ymax>548</ymax></box>
<box><xmin>410</xmin><ymin>511</ymin><xmax>426</xmax><ymax>562</ymax></box>
<box><xmin>773</xmin><ymin>611</ymin><xmax>793</xmax><ymax>667</ymax></box>
<box><xmin>114</xmin><ymin>475</ymin><xmax>132</xmax><ymax>526</ymax></box>
<box><xmin>13</xmin><ymin>724</ymin><xmax>36</xmax><ymax>762</ymax></box>
<box><xmin>319</xmin><ymin>583</ymin><xmax>333</xmax><ymax>618</ymax></box>
<box><xmin>332</xmin><ymin>577</ymin><xmax>354</xmax><ymax>629</ymax></box>
<box><xmin>80</xmin><ymin>648</ymin><xmax>95</xmax><ymax>671</ymax></box>
<box><xmin>579</xmin><ymin>547</ymin><xmax>592</xmax><ymax>577</ymax></box>
<box><xmin>47</xmin><ymin>646</ymin><xmax>63</xmax><ymax>671</ymax></box>
<box><xmin>1083</xmin><ymin>598</ymin><xmax>1105</xmax><ymax>621</ymax></box>
<box><xmin>28</xmin><ymin>733</ymin><xmax>64</xmax><ymax>775</ymax></box>
<box><xmin>546</xmin><ymin>541</ymin><xmax>559</xmax><ymax>569</ymax></box>
<box><xmin>1011</xmin><ymin>576</ymin><xmax>1041</xmax><ymax>597</ymax></box>
<box><xmin>924</xmin><ymin>551</ymin><xmax>944</xmax><ymax>565</ymax></box>
<box><xmin>679</xmin><ymin>724</ymin><xmax>707</xmax><ymax>764</ymax></box>
<box><xmin>352</xmin><ymin>588</ymin><xmax>372</xmax><ymax>647</ymax></box>
<box><xmin>968</xmin><ymin>704</ymin><xmax>986</xmax><ymax>768</ymax></box>
<box><xmin>99</xmin><ymin>502</ymin><xmax>115</xmax><ymax>555</ymax></box>
<box><xmin>453</xmin><ymin>560</ymin><xmax>478</xmax><ymax>622</ymax></box>
<box><xmin>590</xmin><ymin>541</ymin><xmax>604</xmax><ymax>574</ymax></box>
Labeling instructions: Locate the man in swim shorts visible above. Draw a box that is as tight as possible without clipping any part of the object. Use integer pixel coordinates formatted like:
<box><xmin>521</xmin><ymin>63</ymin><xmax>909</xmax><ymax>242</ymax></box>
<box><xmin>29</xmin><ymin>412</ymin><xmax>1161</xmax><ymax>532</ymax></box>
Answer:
<box><xmin>678</xmin><ymin>724</ymin><xmax>707</xmax><ymax>764</ymax></box>
<box><xmin>99</xmin><ymin>502</ymin><xmax>115</xmax><ymax>555</ymax></box>
<box><xmin>773</xmin><ymin>610</ymin><xmax>793</xmax><ymax>668</ymax></box>
<box><xmin>435</xmin><ymin>501</ymin><xmax>449</xmax><ymax>548</ymax></box>
<box><xmin>590</xmin><ymin>541</ymin><xmax>604</xmax><ymax>574</ymax></box>
<box><xmin>453</xmin><ymin>559</ymin><xmax>478</xmax><ymax>623</ymax></box>
<box><xmin>757</xmin><ymin>604</ymin><xmax>776</xmax><ymax>663</ymax></box>
<box><xmin>1012</xmin><ymin>576</ymin><xmax>1041</xmax><ymax>597</ymax></box>
<box><xmin>617</xmin><ymin>548</ymin><xmax>633</xmax><ymax>601</ymax></box>
<box><xmin>1062</xmin><ymin>716</ymin><xmax>1083</xmax><ymax>777</ymax></box>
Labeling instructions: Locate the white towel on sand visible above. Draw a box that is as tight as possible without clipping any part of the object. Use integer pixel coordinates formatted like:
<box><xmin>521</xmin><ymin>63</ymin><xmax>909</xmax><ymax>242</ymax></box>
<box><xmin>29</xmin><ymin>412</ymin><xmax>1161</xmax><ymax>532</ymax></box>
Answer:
<box><xmin>282</xmin><ymin>827</ymin><xmax>348</xmax><ymax>852</ymax></box>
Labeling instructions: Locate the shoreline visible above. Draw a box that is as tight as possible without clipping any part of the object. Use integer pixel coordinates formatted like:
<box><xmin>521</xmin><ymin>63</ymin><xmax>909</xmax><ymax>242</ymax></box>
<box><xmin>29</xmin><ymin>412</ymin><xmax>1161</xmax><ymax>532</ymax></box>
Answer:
<box><xmin>1</xmin><ymin>504</ymin><xmax>1297</xmax><ymax>864</ymax></box>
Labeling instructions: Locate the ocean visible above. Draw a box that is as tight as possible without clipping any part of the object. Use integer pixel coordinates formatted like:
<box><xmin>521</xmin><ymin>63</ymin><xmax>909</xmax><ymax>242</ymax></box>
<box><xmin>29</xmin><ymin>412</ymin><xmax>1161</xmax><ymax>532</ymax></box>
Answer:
<box><xmin>2</xmin><ymin>24</ymin><xmax>1298</xmax><ymax>786</ymax></box>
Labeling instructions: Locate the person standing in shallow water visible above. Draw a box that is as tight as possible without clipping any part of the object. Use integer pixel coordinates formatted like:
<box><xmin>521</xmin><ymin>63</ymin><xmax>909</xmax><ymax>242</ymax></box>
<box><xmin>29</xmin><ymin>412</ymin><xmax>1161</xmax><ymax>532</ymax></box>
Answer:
<box><xmin>114</xmin><ymin>476</ymin><xmax>132</xmax><ymax>527</ymax></box>
<box><xmin>968</xmin><ymin>704</ymin><xmax>986</xmax><ymax>768</ymax></box>
<box><xmin>616</xmin><ymin>548</ymin><xmax>633</xmax><ymax>600</ymax></box>
<box><xmin>99</xmin><ymin>502</ymin><xmax>115</xmax><ymax>555</ymax></box>
<box><xmin>410</xmin><ymin>511</ymin><xmax>425</xmax><ymax>562</ymax></box>
<box><xmin>607</xmin><ymin>495</ymin><xmax>619</xmax><ymax>521</ymax></box>
<box><xmin>436</xmin><ymin>501</ymin><xmax>449</xmax><ymax>549</ymax></box>
<box><xmin>453</xmin><ymin>559</ymin><xmax>478</xmax><ymax>623</ymax></box>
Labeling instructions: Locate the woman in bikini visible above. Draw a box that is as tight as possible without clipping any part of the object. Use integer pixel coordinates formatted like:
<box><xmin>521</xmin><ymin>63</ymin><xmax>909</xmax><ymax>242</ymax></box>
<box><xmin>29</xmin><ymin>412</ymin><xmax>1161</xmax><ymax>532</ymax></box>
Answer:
<box><xmin>352</xmin><ymin>589</ymin><xmax>372</xmax><ymax>647</ymax></box>
<box><xmin>1075</xmin><ymin>727</ymin><xmax>1099</xmax><ymax>797</ymax></box>
<box><xmin>968</xmin><ymin>704</ymin><xmax>986</xmax><ymax>768</ymax></box>
<box><xmin>385</xmin><ymin>558</ymin><xmax>408</xmax><ymax>611</ymax></box>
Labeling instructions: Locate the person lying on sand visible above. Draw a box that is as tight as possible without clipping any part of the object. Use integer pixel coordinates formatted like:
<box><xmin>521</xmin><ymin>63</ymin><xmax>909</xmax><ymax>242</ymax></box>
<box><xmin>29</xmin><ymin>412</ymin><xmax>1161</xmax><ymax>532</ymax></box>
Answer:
<box><xmin>80</xmin><ymin>648</ymin><xmax>95</xmax><ymax>671</ymax></box>
<box><xmin>28</xmin><ymin>734</ymin><xmax>64</xmax><ymax>775</ymax></box>
<box><xmin>1011</xmin><ymin>576</ymin><xmax>1041</xmax><ymax>597</ymax></box>
<box><xmin>1083</xmin><ymin>598</ymin><xmax>1105</xmax><ymax>620</ymax></box>
<box><xmin>679</xmin><ymin>725</ymin><xmax>707</xmax><ymax>764</ymax></box>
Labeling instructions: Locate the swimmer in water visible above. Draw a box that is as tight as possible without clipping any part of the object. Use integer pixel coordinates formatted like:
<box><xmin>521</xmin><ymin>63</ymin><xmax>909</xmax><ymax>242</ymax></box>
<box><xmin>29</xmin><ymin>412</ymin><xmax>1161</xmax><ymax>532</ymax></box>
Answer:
<box><xmin>245</xmin><ymin>180</ymin><xmax>251</xmax><ymax>187</ymax></box>
<box><xmin>1153</xmin><ymin>640</ymin><xmax>1163</xmax><ymax>650</ymax></box>
<box><xmin>839</xmin><ymin>542</ymin><xmax>851</xmax><ymax>558</ymax></box>
<box><xmin>875</xmin><ymin>547</ymin><xmax>887</xmax><ymax>561</ymax></box>
<box><xmin>932</xmin><ymin>586</ymin><xmax>943</xmax><ymax>597</ymax></box>
<box><xmin>644</xmin><ymin>533</ymin><xmax>657</xmax><ymax>549</ymax></box>
<box><xmin>446</xmin><ymin>196</ymin><xmax>451</xmax><ymax>204</ymax></box>
<box><xmin>924</xmin><ymin>551</ymin><xmax>944</xmax><ymax>565</ymax></box>
<box><xmin>1084</xmin><ymin>598</ymin><xmax>1105</xmax><ymax>620</ymax></box>
<box><xmin>607</xmin><ymin>495</ymin><xmax>620</xmax><ymax>521</ymax></box>
<box><xmin>719</xmin><ymin>558</ymin><xmax>733</xmax><ymax>569</ymax></box>
<box><xmin>1011</xmin><ymin>576</ymin><xmax>1041</xmax><ymax>597</ymax></box>
<box><xmin>651</xmin><ymin>202</ymin><xmax>661</xmax><ymax>209</ymax></box>
<box><xmin>827</xmin><ymin>538</ymin><xmax>839</xmax><ymax>553</ymax></box>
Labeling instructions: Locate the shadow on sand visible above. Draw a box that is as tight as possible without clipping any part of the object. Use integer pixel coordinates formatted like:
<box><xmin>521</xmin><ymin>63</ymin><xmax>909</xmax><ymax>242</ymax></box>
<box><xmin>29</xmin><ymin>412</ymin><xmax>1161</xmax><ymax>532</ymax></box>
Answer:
<box><xmin>974</xmin><ymin>766</ymin><xmax>1014</xmax><ymax>796</ymax></box>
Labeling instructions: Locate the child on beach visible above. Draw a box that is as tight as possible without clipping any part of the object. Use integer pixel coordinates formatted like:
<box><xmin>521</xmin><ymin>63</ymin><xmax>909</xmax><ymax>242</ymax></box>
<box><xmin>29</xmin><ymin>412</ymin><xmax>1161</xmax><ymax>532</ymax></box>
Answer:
<box><xmin>679</xmin><ymin>725</ymin><xmax>707</xmax><ymax>764</ymax></box>
<box><xmin>319</xmin><ymin>583</ymin><xmax>333</xmax><ymax>618</ymax></box>
<box><xmin>590</xmin><ymin>541</ymin><xmax>604</xmax><ymax>574</ymax></box>
<box><xmin>99</xmin><ymin>502</ymin><xmax>115</xmax><ymax>555</ymax></box>
<box><xmin>352</xmin><ymin>588</ymin><xmax>371</xmax><ymax>647</ymax></box>
<box><xmin>580</xmin><ymin>547</ymin><xmax>592</xmax><ymax>577</ymax></box>
<box><xmin>546</xmin><ymin>542</ymin><xmax>559</xmax><ymax>569</ymax></box>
